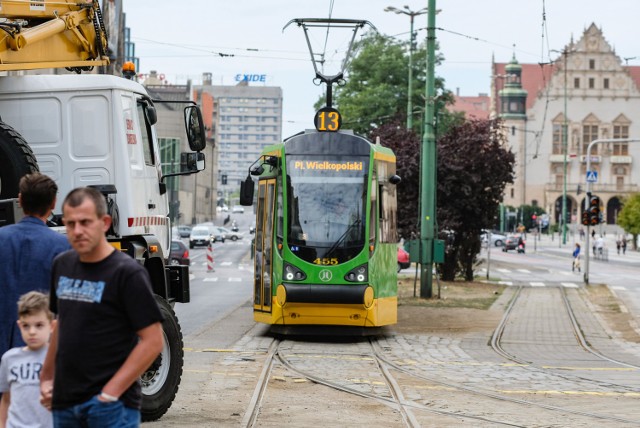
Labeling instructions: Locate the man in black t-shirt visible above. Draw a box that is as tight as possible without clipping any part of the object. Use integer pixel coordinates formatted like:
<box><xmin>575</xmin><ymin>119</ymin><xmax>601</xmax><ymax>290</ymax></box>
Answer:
<box><xmin>40</xmin><ymin>187</ymin><xmax>163</xmax><ymax>427</ymax></box>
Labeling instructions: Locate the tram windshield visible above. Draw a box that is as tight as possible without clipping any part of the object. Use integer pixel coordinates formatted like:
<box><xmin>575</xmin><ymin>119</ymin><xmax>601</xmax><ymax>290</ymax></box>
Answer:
<box><xmin>286</xmin><ymin>154</ymin><xmax>369</xmax><ymax>264</ymax></box>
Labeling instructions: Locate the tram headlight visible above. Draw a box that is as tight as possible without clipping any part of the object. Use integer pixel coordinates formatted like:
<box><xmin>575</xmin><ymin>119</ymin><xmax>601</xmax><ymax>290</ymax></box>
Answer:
<box><xmin>283</xmin><ymin>263</ymin><xmax>306</xmax><ymax>281</ymax></box>
<box><xmin>344</xmin><ymin>264</ymin><xmax>368</xmax><ymax>282</ymax></box>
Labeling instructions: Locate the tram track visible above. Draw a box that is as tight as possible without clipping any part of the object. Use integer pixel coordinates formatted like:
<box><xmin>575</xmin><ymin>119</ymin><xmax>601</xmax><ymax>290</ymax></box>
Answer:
<box><xmin>241</xmin><ymin>334</ymin><xmax>640</xmax><ymax>427</ymax></box>
<box><xmin>491</xmin><ymin>285</ymin><xmax>640</xmax><ymax>394</ymax></box>
<box><xmin>370</xmin><ymin>337</ymin><xmax>640</xmax><ymax>426</ymax></box>
<box><xmin>241</xmin><ymin>337</ymin><xmax>526</xmax><ymax>427</ymax></box>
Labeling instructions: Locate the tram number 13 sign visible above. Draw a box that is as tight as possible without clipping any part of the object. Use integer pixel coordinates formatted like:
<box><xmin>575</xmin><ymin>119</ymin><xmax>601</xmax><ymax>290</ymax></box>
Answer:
<box><xmin>314</xmin><ymin>107</ymin><xmax>342</xmax><ymax>132</ymax></box>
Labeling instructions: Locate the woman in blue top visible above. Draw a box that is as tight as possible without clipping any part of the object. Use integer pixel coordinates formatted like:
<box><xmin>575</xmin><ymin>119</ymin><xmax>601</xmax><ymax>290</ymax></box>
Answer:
<box><xmin>572</xmin><ymin>243</ymin><xmax>581</xmax><ymax>272</ymax></box>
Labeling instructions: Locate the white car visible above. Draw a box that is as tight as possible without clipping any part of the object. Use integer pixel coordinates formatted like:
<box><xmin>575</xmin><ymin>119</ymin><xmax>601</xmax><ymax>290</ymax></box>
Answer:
<box><xmin>232</xmin><ymin>205</ymin><xmax>245</xmax><ymax>213</ymax></box>
<box><xmin>189</xmin><ymin>226</ymin><xmax>212</xmax><ymax>248</ymax></box>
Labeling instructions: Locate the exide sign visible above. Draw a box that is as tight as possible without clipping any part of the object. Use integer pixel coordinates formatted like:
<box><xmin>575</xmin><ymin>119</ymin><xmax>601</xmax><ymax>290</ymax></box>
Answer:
<box><xmin>235</xmin><ymin>74</ymin><xmax>267</xmax><ymax>83</ymax></box>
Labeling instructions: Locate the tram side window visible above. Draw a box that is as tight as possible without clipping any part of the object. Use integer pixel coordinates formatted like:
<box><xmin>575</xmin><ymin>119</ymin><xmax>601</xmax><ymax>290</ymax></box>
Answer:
<box><xmin>378</xmin><ymin>163</ymin><xmax>398</xmax><ymax>243</ymax></box>
<box><xmin>369</xmin><ymin>171</ymin><xmax>377</xmax><ymax>245</ymax></box>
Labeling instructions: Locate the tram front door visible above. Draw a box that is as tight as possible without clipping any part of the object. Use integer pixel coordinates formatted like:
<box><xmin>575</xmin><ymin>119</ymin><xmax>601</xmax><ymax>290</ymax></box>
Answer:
<box><xmin>254</xmin><ymin>179</ymin><xmax>275</xmax><ymax>313</ymax></box>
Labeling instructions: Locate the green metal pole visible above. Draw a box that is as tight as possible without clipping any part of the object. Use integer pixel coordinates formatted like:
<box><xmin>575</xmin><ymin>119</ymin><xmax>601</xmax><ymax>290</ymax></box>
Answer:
<box><xmin>407</xmin><ymin>15</ymin><xmax>415</xmax><ymax>130</ymax></box>
<box><xmin>420</xmin><ymin>0</ymin><xmax>437</xmax><ymax>299</ymax></box>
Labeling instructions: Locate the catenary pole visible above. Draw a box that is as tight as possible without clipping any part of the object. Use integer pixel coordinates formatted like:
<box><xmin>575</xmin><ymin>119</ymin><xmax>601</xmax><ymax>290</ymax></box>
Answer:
<box><xmin>420</xmin><ymin>0</ymin><xmax>437</xmax><ymax>298</ymax></box>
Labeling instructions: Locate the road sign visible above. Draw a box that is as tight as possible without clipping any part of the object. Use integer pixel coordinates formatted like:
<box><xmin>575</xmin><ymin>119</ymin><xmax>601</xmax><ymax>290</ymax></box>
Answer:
<box><xmin>586</xmin><ymin>170</ymin><xmax>598</xmax><ymax>183</ymax></box>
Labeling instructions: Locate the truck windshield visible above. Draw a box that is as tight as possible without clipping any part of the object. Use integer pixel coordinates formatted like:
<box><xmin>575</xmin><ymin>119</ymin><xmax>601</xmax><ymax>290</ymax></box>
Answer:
<box><xmin>286</xmin><ymin>154</ymin><xmax>368</xmax><ymax>264</ymax></box>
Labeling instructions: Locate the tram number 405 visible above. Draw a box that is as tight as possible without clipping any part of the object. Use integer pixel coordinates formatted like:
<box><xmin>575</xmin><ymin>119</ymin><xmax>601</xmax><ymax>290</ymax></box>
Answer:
<box><xmin>314</xmin><ymin>107</ymin><xmax>342</xmax><ymax>132</ymax></box>
<box><xmin>314</xmin><ymin>257</ymin><xmax>338</xmax><ymax>265</ymax></box>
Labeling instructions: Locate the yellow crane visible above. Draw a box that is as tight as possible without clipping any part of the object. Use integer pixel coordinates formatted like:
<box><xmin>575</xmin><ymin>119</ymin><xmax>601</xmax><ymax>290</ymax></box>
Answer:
<box><xmin>0</xmin><ymin>0</ymin><xmax>108</xmax><ymax>72</ymax></box>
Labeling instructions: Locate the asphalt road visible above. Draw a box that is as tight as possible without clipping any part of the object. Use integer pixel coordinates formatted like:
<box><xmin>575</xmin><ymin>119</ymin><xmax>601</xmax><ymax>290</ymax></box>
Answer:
<box><xmin>173</xmin><ymin>211</ymin><xmax>254</xmax><ymax>337</ymax></box>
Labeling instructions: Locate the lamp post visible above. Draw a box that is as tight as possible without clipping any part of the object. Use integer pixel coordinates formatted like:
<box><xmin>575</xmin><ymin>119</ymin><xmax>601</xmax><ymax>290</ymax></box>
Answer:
<box><xmin>384</xmin><ymin>5</ymin><xmax>429</xmax><ymax>130</ymax></box>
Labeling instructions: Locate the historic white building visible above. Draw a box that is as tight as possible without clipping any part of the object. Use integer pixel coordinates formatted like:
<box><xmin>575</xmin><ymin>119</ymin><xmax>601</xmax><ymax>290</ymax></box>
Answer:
<box><xmin>492</xmin><ymin>23</ymin><xmax>640</xmax><ymax>226</ymax></box>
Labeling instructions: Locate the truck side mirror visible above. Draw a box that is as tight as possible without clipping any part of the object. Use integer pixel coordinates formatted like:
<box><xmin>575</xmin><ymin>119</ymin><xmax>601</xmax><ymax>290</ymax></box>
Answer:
<box><xmin>239</xmin><ymin>175</ymin><xmax>254</xmax><ymax>206</ymax></box>
<box><xmin>180</xmin><ymin>152</ymin><xmax>206</xmax><ymax>172</ymax></box>
<box><xmin>145</xmin><ymin>104</ymin><xmax>158</xmax><ymax>126</ymax></box>
<box><xmin>184</xmin><ymin>106</ymin><xmax>206</xmax><ymax>152</ymax></box>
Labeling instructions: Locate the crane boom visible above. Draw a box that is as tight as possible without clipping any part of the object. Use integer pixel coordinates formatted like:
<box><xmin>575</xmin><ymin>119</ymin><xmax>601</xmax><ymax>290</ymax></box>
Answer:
<box><xmin>0</xmin><ymin>0</ymin><xmax>109</xmax><ymax>72</ymax></box>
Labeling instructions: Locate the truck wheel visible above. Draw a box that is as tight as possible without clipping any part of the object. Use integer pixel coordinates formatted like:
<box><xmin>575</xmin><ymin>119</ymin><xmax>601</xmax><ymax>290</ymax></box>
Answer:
<box><xmin>0</xmin><ymin>122</ymin><xmax>39</xmax><ymax>199</ymax></box>
<box><xmin>141</xmin><ymin>296</ymin><xmax>184</xmax><ymax>422</ymax></box>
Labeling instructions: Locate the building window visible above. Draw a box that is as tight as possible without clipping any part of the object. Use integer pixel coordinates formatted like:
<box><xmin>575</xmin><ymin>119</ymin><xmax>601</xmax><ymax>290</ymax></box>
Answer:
<box><xmin>582</xmin><ymin>125</ymin><xmax>598</xmax><ymax>154</ymax></box>
<box><xmin>574</xmin><ymin>78</ymin><xmax>580</xmax><ymax>89</ymax></box>
<box><xmin>613</xmin><ymin>125</ymin><xmax>629</xmax><ymax>155</ymax></box>
<box><xmin>555</xmin><ymin>175</ymin><xmax>563</xmax><ymax>186</ymax></box>
<box><xmin>552</xmin><ymin>123</ymin><xmax>564</xmax><ymax>154</ymax></box>
<box><xmin>589</xmin><ymin>59</ymin><xmax>595</xmax><ymax>70</ymax></box>
<box><xmin>604</xmin><ymin>78</ymin><xmax>609</xmax><ymax>89</ymax></box>
<box><xmin>614</xmin><ymin>166</ymin><xmax>627</xmax><ymax>175</ymax></box>
<box><xmin>588</xmin><ymin>78</ymin><xmax>595</xmax><ymax>89</ymax></box>
<box><xmin>510</xmin><ymin>188</ymin><xmax>514</xmax><ymax>198</ymax></box>
<box><xmin>616</xmin><ymin>176</ymin><xmax>624</xmax><ymax>190</ymax></box>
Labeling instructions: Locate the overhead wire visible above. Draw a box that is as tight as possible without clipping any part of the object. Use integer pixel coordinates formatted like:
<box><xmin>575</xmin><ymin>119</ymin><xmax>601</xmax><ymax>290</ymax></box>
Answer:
<box><xmin>319</xmin><ymin>0</ymin><xmax>335</xmax><ymax>74</ymax></box>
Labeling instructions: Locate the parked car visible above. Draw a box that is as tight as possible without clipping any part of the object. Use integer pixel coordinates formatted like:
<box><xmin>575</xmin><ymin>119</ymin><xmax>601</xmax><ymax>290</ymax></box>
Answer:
<box><xmin>232</xmin><ymin>205</ymin><xmax>245</xmax><ymax>213</ymax></box>
<box><xmin>397</xmin><ymin>247</ymin><xmax>410</xmax><ymax>272</ymax></box>
<box><xmin>177</xmin><ymin>225</ymin><xmax>192</xmax><ymax>238</ymax></box>
<box><xmin>481</xmin><ymin>230</ymin><xmax>507</xmax><ymax>247</ymax></box>
<box><xmin>169</xmin><ymin>240</ymin><xmax>190</xmax><ymax>265</ymax></box>
<box><xmin>217</xmin><ymin>226</ymin><xmax>243</xmax><ymax>241</ymax></box>
<box><xmin>189</xmin><ymin>226</ymin><xmax>213</xmax><ymax>248</ymax></box>
<box><xmin>502</xmin><ymin>234</ymin><xmax>523</xmax><ymax>252</ymax></box>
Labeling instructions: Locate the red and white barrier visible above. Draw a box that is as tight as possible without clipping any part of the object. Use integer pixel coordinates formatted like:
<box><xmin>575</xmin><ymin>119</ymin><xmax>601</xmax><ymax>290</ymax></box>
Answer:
<box><xmin>207</xmin><ymin>244</ymin><xmax>214</xmax><ymax>272</ymax></box>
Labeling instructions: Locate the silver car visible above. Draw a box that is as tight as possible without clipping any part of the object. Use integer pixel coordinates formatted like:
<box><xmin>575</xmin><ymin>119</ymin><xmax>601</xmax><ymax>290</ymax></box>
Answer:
<box><xmin>481</xmin><ymin>230</ymin><xmax>506</xmax><ymax>247</ymax></box>
<box><xmin>217</xmin><ymin>226</ymin><xmax>243</xmax><ymax>241</ymax></box>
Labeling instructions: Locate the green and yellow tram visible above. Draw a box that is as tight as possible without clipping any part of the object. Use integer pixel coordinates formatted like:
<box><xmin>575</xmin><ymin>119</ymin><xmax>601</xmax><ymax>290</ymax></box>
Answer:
<box><xmin>241</xmin><ymin>128</ymin><xmax>401</xmax><ymax>328</ymax></box>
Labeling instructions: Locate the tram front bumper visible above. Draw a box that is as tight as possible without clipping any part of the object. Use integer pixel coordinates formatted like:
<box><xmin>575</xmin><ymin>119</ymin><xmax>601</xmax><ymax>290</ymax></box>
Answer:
<box><xmin>269</xmin><ymin>283</ymin><xmax>395</xmax><ymax>327</ymax></box>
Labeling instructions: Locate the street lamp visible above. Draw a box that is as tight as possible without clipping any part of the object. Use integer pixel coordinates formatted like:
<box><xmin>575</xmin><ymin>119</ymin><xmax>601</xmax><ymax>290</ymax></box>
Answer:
<box><xmin>384</xmin><ymin>5</ymin><xmax>429</xmax><ymax>130</ymax></box>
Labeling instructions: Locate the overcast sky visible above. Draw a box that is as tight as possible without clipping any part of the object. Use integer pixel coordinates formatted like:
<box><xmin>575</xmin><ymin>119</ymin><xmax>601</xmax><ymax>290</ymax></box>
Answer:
<box><xmin>123</xmin><ymin>1</ymin><xmax>638</xmax><ymax>137</ymax></box>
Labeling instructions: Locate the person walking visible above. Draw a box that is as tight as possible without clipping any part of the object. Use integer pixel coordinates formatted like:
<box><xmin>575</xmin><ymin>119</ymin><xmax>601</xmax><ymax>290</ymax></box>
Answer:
<box><xmin>0</xmin><ymin>173</ymin><xmax>70</xmax><ymax>362</ymax></box>
<box><xmin>616</xmin><ymin>236</ymin><xmax>621</xmax><ymax>255</ymax></box>
<box><xmin>572</xmin><ymin>243</ymin><xmax>581</xmax><ymax>272</ymax></box>
<box><xmin>0</xmin><ymin>291</ymin><xmax>54</xmax><ymax>428</ymax></box>
<box><xmin>622</xmin><ymin>236</ymin><xmax>627</xmax><ymax>255</ymax></box>
<box><xmin>40</xmin><ymin>187</ymin><xmax>163</xmax><ymax>427</ymax></box>
<box><xmin>595</xmin><ymin>235</ymin><xmax>605</xmax><ymax>257</ymax></box>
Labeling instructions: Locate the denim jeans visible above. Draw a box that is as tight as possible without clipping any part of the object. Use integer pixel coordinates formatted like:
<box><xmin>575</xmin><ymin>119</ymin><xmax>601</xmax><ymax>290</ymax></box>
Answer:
<box><xmin>53</xmin><ymin>395</ymin><xmax>140</xmax><ymax>428</ymax></box>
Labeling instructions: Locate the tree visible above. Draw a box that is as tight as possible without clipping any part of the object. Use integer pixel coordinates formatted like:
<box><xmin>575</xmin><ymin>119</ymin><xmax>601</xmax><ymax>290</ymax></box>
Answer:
<box><xmin>437</xmin><ymin>119</ymin><xmax>515</xmax><ymax>281</ymax></box>
<box><xmin>317</xmin><ymin>33</ymin><xmax>454</xmax><ymax>136</ymax></box>
<box><xmin>617</xmin><ymin>193</ymin><xmax>640</xmax><ymax>250</ymax></box>
<box><xmin>369</xmin><ymin>118</ymin><xmax>421</xmax><ymax>239</ymax></box>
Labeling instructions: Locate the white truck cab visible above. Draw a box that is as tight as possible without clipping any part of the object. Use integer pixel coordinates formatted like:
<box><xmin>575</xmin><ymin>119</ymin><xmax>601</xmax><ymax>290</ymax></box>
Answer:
<box><xmin>0</xmin><ymin>74</ymin><xmax>206</xmax><ymax>422</ymax></box>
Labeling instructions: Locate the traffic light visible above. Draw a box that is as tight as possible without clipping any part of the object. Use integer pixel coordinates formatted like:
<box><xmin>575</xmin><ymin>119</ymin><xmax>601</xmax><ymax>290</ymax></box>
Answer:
<box><xmin>221</xmin><ymin>174</ymin><xmax>227</xmax><ymax>185</ymax></box>
<box><xmin>581</xmin><ymin>210</ymin><xmax>590</xmax><ymax>226</ymax></box>
<box><xmin>589</xmin><ymin>195</ymin><xmax>601</xmax><ymax>225</ymax></box>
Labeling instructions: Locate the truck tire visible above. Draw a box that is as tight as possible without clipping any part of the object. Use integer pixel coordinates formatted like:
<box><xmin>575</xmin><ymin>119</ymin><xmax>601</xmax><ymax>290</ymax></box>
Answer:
<box><xmin>141</xmin><ymin>296</ymin><xmax>184</xmax><ymax>422</ymax></box>
<box><xmin>0</xmin><ymin>122</ymin><xmax>39</xmax><ymax>199</ymax></box>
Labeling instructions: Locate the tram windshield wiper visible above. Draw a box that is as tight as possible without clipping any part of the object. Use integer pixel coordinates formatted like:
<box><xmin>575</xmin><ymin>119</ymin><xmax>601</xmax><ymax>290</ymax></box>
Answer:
<box><xmin>325</xmin><ymin>218</ymin><xmax>361</xmax><ymax>258</ymax></box>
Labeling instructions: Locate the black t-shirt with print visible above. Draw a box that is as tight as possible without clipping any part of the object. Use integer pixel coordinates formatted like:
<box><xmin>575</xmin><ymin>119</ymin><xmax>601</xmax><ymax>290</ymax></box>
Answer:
<box><xmin>50</xmin><ymin>249</ymin><xmax>164</xmax><ymax>409</ymax></box>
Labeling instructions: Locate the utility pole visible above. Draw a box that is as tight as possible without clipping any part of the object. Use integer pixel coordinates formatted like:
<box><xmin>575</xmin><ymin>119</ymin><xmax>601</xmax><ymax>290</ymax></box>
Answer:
<box><xmin>420</xmin><ymin>0</ymin><xmax>437</xmax><ymax>298</ymax></box>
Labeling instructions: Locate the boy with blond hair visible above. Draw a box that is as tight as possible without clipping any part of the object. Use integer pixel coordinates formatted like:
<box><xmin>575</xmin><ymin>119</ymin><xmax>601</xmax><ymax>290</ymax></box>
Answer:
<box><xmin>0</xmin><ymin>291</ymin><xmax>54</xmax><ymax>428</ymax></box>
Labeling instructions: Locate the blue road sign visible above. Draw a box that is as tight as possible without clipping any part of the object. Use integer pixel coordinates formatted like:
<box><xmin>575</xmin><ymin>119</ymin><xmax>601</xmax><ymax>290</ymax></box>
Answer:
<box><xmin>586</xmin><ymin>170</ymin><xmax>598</xmax><ymax>182</ymax></box>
